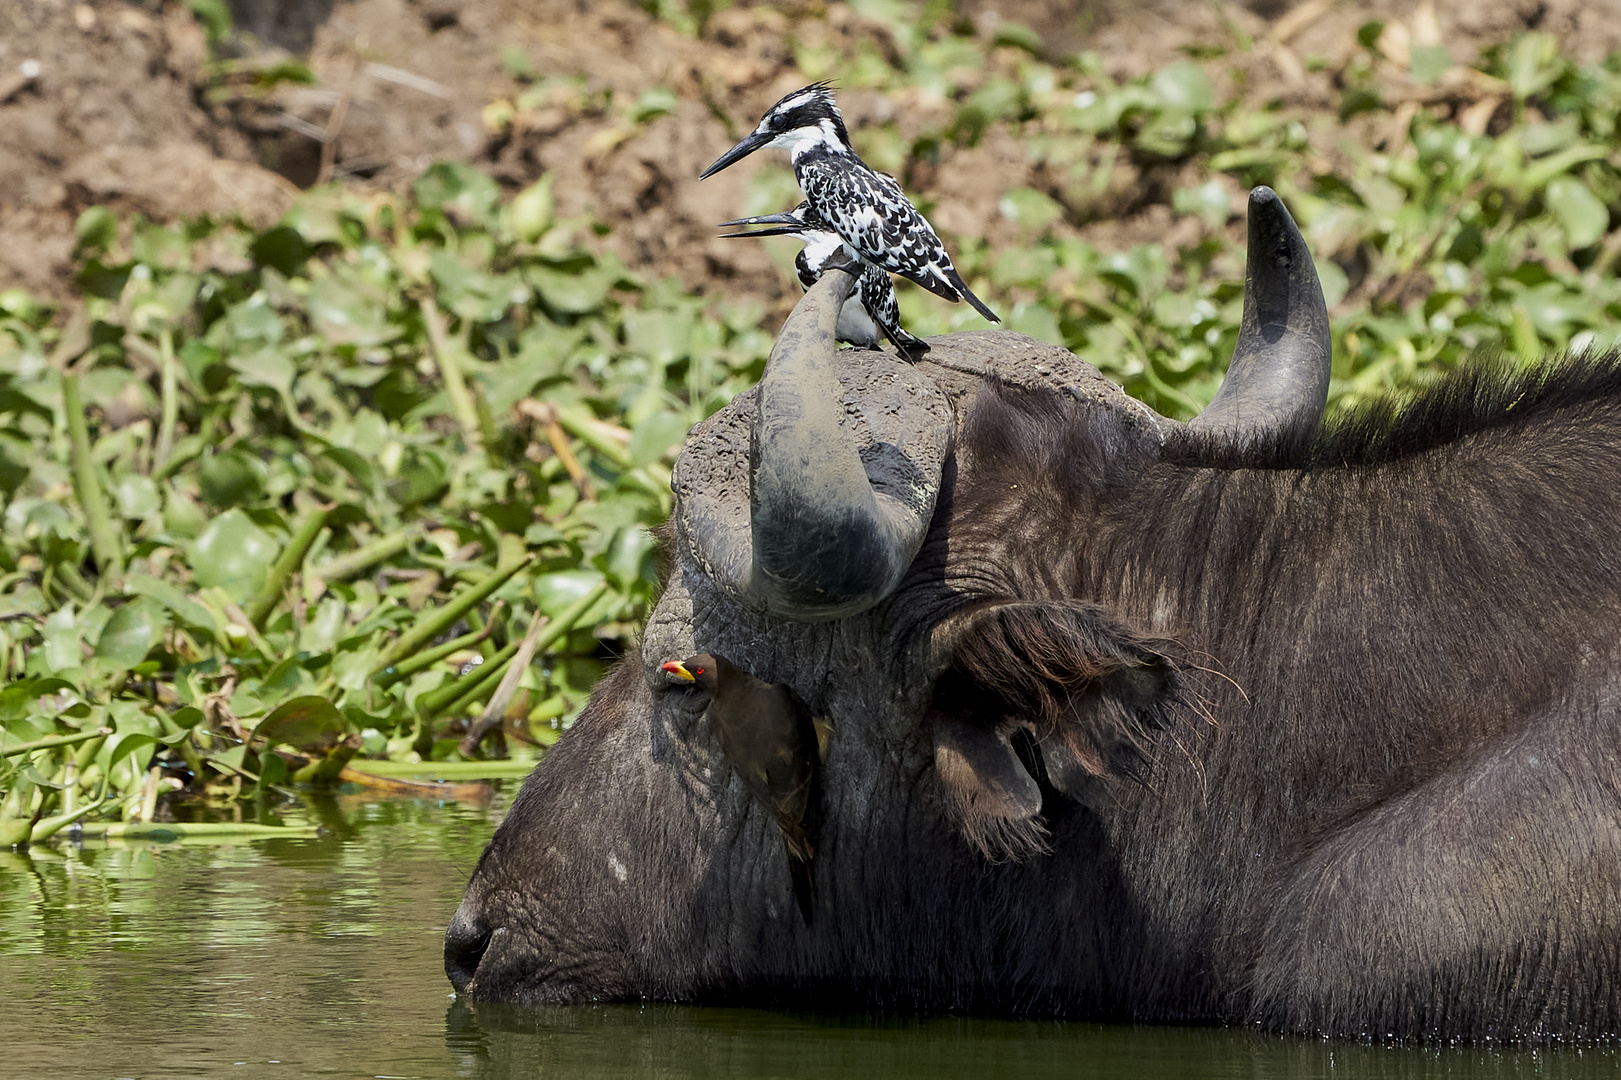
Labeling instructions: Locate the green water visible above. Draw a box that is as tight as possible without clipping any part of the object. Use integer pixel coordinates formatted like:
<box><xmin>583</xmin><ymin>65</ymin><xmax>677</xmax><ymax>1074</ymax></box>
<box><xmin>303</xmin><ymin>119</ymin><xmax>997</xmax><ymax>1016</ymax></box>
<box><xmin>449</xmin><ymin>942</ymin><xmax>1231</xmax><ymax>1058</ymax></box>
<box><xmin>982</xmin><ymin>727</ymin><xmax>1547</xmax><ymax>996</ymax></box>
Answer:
<box><xmin>0</xmin><ymin>791</ymin><xmax>1614</xmax><ymax>1080</ymax></box>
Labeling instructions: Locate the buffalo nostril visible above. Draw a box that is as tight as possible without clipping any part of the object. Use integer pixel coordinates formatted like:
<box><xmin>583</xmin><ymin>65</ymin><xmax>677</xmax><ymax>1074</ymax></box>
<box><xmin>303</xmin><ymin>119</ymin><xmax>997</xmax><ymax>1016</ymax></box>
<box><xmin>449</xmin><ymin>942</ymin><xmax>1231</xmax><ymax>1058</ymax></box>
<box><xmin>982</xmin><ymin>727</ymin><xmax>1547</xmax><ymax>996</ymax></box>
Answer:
<box><xmin>444</xmin><ymin>911</ymin><xmax>496</xmax><ymax>993</ymax></box>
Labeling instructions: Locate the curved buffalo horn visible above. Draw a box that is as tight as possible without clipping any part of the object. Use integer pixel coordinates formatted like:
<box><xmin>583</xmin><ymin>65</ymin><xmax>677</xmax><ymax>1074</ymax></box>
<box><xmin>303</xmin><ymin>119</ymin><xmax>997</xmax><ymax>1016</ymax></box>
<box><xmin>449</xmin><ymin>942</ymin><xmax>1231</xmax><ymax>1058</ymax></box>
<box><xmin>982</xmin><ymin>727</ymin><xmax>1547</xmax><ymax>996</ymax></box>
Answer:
<box><xmin>1187</xmin><ymin>186</ymin><xmax>1330</xmax><ymax>445</ymax></box>
<box><xmin>742</xmin><ymin>263</ymin><xmax>943</xmax><ymax>619</ymax></box>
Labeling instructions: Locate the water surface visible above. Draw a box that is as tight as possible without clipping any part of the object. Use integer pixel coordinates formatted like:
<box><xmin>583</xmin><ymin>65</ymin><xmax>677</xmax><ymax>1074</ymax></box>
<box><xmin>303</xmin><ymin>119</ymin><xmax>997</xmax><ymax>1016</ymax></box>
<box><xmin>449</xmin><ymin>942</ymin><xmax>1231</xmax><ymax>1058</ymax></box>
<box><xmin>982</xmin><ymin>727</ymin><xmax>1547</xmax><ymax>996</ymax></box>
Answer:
<box><xmin>0</xmin><ymin>791</ymin><xmax>1611</xmax><ymax>1079</ymax></box>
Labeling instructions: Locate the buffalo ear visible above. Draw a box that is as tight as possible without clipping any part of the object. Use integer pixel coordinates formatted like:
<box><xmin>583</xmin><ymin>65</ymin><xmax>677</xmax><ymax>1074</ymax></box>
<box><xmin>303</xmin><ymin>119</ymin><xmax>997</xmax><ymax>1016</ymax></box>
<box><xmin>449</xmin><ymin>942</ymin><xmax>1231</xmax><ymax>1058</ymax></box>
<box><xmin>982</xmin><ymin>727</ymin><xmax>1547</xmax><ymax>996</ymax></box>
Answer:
<box><xmin>928</xmin><ymin>599</ymin><xmax>1185</xmax><ymax>812</ymax></box>
<box><xmin>930</xmin><ymin>713</ymin><xmax>1048</xmax><ymax>862</ymax></box>
<box><xmin>1035</xmin><ymin>730</ymin><xmax>1105</xmax><ymax>803</ymax></box>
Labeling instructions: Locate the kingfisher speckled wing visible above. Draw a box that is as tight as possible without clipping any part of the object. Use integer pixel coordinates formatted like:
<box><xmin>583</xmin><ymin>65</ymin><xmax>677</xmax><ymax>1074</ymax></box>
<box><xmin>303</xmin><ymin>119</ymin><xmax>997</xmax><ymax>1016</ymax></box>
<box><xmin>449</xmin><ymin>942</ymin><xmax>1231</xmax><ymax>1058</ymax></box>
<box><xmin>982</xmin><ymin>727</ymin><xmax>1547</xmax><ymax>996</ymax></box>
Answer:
<box><xmin>700</xmin><ymin>82</ymin><xmax>999</xmax><ymax>325</ymax></box>
<box><xmin>719</xmin><ymin>202</ymin><xmax>929</xmax><ymax>357</ymax></box>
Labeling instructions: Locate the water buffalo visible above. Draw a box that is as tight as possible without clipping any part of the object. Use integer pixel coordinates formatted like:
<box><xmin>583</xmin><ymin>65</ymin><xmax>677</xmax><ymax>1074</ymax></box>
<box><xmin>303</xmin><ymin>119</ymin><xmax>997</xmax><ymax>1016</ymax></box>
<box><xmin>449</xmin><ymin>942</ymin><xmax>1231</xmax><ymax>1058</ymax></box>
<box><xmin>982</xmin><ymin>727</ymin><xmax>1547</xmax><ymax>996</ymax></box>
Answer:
<box><xmin>446</xmin><ymin>187</ymin><xmax>1621</xmax><ymax>1042</ymax></box>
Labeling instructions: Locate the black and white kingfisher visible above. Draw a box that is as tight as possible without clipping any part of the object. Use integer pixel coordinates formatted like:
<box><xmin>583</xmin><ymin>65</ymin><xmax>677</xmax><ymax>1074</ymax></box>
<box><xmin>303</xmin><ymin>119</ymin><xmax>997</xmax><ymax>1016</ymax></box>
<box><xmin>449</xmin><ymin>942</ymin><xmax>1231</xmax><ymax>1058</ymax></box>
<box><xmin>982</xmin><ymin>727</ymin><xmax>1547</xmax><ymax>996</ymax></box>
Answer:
<box><xmin>720</xmin><ymin>202</ymin><xmax>930</xmax><ymax>358</ymax></box>
<box><xmin>700</xmin><ymin>81</ymin><xmax>1000</xmax><ymax>325</ymax></box>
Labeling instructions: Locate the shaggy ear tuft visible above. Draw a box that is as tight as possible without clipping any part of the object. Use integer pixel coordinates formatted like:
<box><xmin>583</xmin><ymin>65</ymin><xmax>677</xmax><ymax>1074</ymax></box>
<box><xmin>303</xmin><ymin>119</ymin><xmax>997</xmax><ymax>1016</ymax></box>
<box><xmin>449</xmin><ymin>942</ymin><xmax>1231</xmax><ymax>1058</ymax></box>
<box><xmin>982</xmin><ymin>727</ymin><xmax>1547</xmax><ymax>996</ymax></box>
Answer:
<box><xmin>926</xmin><ymin>599</ymin><xmax>1185</xmax><ymax>857</ymax></box>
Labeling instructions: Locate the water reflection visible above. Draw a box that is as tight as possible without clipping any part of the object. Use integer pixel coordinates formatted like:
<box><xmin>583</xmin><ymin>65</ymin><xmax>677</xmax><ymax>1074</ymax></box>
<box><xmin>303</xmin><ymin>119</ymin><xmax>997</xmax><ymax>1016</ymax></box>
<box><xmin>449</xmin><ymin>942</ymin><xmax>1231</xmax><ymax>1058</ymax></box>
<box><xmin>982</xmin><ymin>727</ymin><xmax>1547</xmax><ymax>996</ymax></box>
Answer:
<box><xmin>0</xmin><ymin>792</ymin><xmax>1614</xmax><ymax>1079</ymax></box>
<box><xmin>448</xmin><ymin>1002</ymin><xmax>1618</xmax><ymax>1080</ymax></box>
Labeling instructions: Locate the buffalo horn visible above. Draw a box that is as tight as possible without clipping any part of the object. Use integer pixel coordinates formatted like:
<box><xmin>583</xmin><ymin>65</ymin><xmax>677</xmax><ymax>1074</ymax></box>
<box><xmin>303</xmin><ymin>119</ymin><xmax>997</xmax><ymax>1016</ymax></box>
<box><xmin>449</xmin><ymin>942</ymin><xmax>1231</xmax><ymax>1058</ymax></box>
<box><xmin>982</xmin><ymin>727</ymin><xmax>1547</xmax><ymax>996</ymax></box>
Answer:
<box><xmin>739</xmin><ymin>263</ymin><xmax>943</xmax><ymax>619</ymax></box>
<box><xmin>1187</xmin><ymin>186</ymin><xmax>1330</xmax><ymax>446</ymax></box>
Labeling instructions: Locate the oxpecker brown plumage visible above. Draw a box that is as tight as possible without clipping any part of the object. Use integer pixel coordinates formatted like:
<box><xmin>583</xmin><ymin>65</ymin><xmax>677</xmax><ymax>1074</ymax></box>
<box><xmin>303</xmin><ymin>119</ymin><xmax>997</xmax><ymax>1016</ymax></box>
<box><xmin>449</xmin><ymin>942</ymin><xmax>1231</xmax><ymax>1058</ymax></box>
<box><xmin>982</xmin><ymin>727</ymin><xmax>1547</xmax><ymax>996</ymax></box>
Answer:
<box><xmin>662</xmin><ymin>653</ymin><xmax>827</xmax><ymax>925</ymax></box>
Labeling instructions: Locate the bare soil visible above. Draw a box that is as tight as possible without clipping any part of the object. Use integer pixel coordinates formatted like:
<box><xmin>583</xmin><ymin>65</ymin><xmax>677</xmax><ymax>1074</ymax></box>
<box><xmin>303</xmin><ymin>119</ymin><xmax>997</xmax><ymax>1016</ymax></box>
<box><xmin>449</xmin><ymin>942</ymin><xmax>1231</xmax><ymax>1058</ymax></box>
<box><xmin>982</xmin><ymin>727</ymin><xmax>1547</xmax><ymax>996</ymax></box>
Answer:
<box><xmin>4</xmin><ymin>0</ymin><xmax>1621</xmax><ymax>308</ymax></box>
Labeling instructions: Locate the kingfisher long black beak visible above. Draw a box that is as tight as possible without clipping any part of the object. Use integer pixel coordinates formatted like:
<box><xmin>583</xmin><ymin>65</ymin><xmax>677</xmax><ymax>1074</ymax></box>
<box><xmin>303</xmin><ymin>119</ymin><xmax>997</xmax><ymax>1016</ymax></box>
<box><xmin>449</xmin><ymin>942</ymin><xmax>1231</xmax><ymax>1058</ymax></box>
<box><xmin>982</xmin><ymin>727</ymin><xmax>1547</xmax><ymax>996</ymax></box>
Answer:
<box><xmin>718</xmin><ymin>212</ymin><xmax>802</xmax><ymax>229</ymax></box>
<box><xmin>661</xmin><ymin>660</ymin><xmax>696</xmax><ymax>682</ymax></box>
<box><xmin>699</xmin><ymin>131</ymin><xmax>773</xmax><ymax>179</ymax></box>
<box><xmin>718</xmin><ymin>212</ymin><xmax>804</xmax><ymax>240</ymax></box>
<box><xmin>719</xmin><ymin>226</ymin><xmax>803</xmax><ymax>240</ymax></box>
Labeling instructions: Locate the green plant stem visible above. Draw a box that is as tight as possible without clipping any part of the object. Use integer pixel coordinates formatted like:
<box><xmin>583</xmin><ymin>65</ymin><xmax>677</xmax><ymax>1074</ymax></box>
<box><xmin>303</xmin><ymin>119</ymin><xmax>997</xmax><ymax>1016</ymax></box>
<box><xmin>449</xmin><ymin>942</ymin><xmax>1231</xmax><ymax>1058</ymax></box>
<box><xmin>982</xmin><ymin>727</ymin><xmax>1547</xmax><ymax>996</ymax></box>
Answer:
<box><xmin>554</xmin><ymin>404</ymin><xmax>632</xmax><ymax>467</ymax></box>
<box><xmin>246</xmin><ymin>505</ymin><xmax>330</xmax><ymax>629</ymax></box>
<box><xmin>374</xmin><ymin>617</ymin><xmax>495</xmax><ymax>689</ymax></box>
<box><xmin>73</xmin><ymin>732</ymin><xmax>109</xmax><ymax>772</ymax></box>
<box><xmin>154</xmin><ymin>327</ymin><xmax>178</xmax><ymax>472</ymax></box>
<box><xmin>460</xmin><ymin>607</ymin><xmax>550</xmax><ymax>755</ymax></box>
<box><xmin>29</xmin><ymin>799</ymin><xmax>111</xmax><ymax>843</ymax></box>
<box><xmin>77</xmin><ymin>821</ymin><xmax>321</xmax><ymax>839</ymax></box>
<box><xmin>0</xmin><ymin>774</ymin><xmax>36</xmax><ymax>847</ymax></box>
<box><xmin>55</xmin><ymin>561</ymin><xmax>97</xmax><ymax>603</ymax></box>
<box><xmin>420</xmin><ymin>294</ymin><xmax>486</xmax><ymax>451</ymax></box>
<box><xmin>465</xmin><ymin>604</ymin><xmax>498</xmax><ymax>660</ymax></box>
<box><xmin>2</xmin><ymin>728</ymin><xmax>114</xmax><ymax>758</ymax></box>
<box><xmin>417</xmin><ymin>638</ymin><xmax>523</xmax><ymax>719</ymax></box>
<box><xmin>353</xmin><ymin>759</ymin><xmax>538</xmax><ymax>779</ymax></box>
<box><xmin>372</xmin><ymin>553</ymin><xmax>535</xmax><ymax>673</ymax></box>
<box><xmin>312</xmin><ymin>529</ymin><xmax>416</xmax><ymax>582</ymax></box>
<box><xmin>61</xmin><ymin>372</ymin><xmax>124</xmax><ymax>582</ymax></box>
<box><xmin>422</xmin><ymin>582</ymin><xmax>607</xmax><ymax>721</ymax></box>
<box><xmin>290</xmin><ymin>736</ymin><xmax>362</xmax><ymax>786</ymax></box>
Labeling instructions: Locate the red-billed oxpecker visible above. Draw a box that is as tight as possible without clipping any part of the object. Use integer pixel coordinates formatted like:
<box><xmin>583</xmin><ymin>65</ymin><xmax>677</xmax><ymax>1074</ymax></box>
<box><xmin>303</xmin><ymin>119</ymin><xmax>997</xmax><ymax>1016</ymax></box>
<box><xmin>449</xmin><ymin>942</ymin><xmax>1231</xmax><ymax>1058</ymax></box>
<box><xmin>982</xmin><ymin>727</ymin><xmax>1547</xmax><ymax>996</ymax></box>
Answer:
<box><xmin>662</xmin><ymin>653</ymin><xmax>828</xmax><ymax>925</ymax></box>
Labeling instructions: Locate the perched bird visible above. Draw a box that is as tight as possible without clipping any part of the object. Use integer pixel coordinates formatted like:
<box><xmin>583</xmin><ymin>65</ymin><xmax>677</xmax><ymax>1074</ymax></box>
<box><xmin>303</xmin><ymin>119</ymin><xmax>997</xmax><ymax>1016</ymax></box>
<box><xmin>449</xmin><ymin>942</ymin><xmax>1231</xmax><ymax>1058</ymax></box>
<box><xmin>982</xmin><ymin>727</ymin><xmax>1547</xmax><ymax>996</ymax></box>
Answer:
<box><xmin>661</xmin><ymin>653</ymin><xmax>829</xmax><ymax>925</ymax></box>
<box><xmin>720</xmin><ymin>202</ymin><xmax>929</xmax><ymax>358</ymax></box>
<box><xmin>700</xmin><ymin>81</ymin><xmax>1000</xmax><ymax>325</ymax></box>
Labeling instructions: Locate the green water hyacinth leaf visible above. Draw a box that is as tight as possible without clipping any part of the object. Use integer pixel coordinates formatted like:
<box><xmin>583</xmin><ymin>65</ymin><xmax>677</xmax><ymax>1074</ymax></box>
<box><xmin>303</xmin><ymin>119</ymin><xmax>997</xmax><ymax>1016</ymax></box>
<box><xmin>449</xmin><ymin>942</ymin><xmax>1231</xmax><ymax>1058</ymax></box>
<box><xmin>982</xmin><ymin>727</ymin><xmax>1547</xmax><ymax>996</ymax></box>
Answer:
<box><xmin>1006</xmin><ymin>303</ymin><xmax>1065</xmax><ymax>348</ymax></box>
<box><xmin>249</xmin><ymin>225</ymin><xmax>312</xmax><ymax>276</ymax></box>
<box><xmin>105</xmin><ymin>729</ymin><xmax>191</xmax><ymax>778</ymax></box>
<box><xmin>75</xmin><ymin>206</ymin><xmax>118</xmax><ymax>255</ymax></box>
<box><xmin>414</xmin><ymin>161</ymin><xmax>501</xmax><ymax>228</ymax></box>
<box><xmin>509</xmin><ymin>174</ymin><xmax>555</xmax><ymax>243</ymax></box>
<box><xmin>0</xmin><ymin>679</ymin><xmax>78</xmax><ymax>723</ymax></box>
<box><xmin>221</xmin><ymin>296</ymin><xmax>284</xmax><ymax>348</ymax></box>
<box><xmin>280</xmin><ymin>194</ymin><xmax>350</xmax><ymax>246</ymax></box>
<box><xmin>229</xmin><ymin>349</ymin><xmax>297</xmax><ymax>396</ymax></box>
<box><xmin>308</xmin><ymin>270</ymin><xmax>399</xmax><ymax>347</ymax></box>
<box><xmin>599</xmin><ymin>527</ymin><xmax>657</xmax><ymax>592</ymax></box>
<box><xmin>190</xmin><ymin>508</ymin><xmax>280</xmax><ymax>602</ymax></box>
<box><xmin>533</xmin><ymin>568</ymin><xmax>607</xmax><ymax>617</ymax></box>
<box><xmin>123</xmin><ymin>574</ymin><xmax>218</xmax><ymax>640</ymax></box>
<box><xmin>627</xmin><ymin>411</ymin><xmax>689</xmax><ymax>467</ymax></box>
<box><xmin>197</xmin><ymin>449</ymin><xmax>267</xmax><ymax>508</ymax></box>
<box><xmin>624</xmin><ymin>309</ymin><xmax>694</xmax><ymax>364</ymax></box>
<box><xmin>630</xmin><ymin>86</ymin><xmax>678</xmax><ymax>123</ymax></box>
<box><xmin>1136</xmin><ymin>110</ymin><xmax>1198</xmax><ymax>157</ymax></box>
<box><xmin>112</xmin><ymin>473</ymin><xmax>161</xmax><ymax>519</ymax></box>
<box><xmin>998</xmin><ymin>187</ymin><xmax>1064</xmax><ymax>233</ymax></box>
<box><xmin>1545</xmin><ymin>175</ymin><xmax>1609</xmax><ymax>250</ymax></box>
<box><xmin>527</xmin><ymin>264</ymin><xmax>616</xmax><ymax>314</ymax></box>
<box><xmin>385</xmin><ymin>448</ymin><xmax>450</xmax><ymax>508</ymax></box>
<box><xmin>42</xmin><ymin>606</ymin><xmax>84</xmax><ymax>674</ymax></box>
<box><xmin>254</xmin><ymin>696</ymin><xmax>346</xmax><ymax>753</ymax></box>
<box><xmin>1151</xmin><ymin>61</ymin><xmax>1215</xmax><ymax>113</ymax></box>
<box><xmin>95</xmin><ymin>598</ymin><xmax>168</xmax><ymax>669</ymax></box>
<box><xmin>1504</xmin><ymin>33</ymin><xmax>1565</xmax><ymax>102</ymax></box>
<box><xmin>991</xmin><ymin>20</ymin><xmax>1042</xmax><ymax>55</ymax></box>
<box><xmin>1173</xmin><ymin>180</ymin><xmax>1230</xmax><ymax>228</ymax></box>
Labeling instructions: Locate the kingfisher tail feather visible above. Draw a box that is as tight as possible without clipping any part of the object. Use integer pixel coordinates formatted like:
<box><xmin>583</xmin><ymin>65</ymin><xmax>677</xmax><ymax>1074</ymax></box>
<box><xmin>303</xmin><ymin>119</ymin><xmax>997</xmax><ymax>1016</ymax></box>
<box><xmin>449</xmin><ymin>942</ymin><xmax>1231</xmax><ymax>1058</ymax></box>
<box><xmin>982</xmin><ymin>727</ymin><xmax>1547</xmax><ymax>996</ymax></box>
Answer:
<box><xmin>947</xmin><ymin>267</ymin><xmax>1000</xmax><ymax>323</ymax></box>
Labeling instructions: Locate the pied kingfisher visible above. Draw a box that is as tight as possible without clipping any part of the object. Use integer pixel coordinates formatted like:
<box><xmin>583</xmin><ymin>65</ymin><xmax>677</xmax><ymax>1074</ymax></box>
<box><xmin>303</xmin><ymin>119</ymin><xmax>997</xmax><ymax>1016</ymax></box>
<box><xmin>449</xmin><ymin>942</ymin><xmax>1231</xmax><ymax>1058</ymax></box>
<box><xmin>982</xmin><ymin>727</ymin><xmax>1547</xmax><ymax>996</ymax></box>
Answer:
<box><xmin>701</xmin><ymin>81</ymin><xmax>1000</xmax><ymax>325</ymax></box>
<box><xmin>720</xmin><ymin>202</ymin><xmax>929</xmax><ymax>358</ymax></box>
